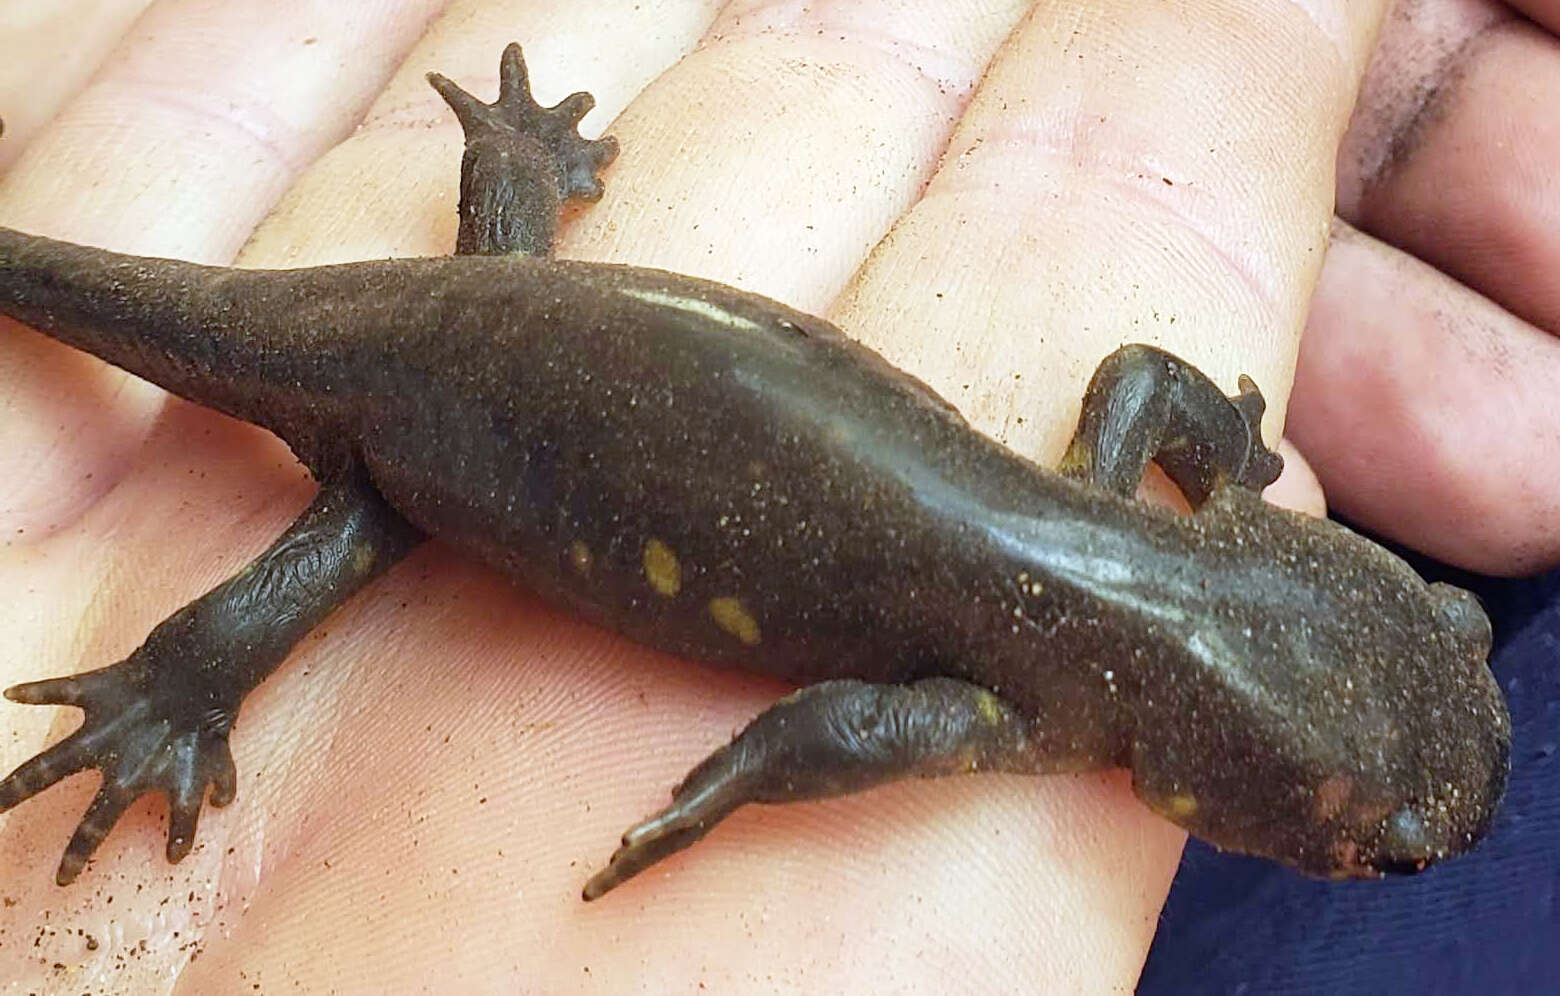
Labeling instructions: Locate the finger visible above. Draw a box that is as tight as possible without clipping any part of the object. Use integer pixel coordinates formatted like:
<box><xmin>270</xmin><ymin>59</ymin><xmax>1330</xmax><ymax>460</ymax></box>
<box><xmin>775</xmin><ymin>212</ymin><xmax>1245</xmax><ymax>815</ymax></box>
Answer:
<box><xmin>1308</xmin><ymin>3</ymin><xmax>1560</xmax><ymax>570</ymax></box>
<box><xmin>1290</xmin><ymin>221</ymin><xmax>1560</xmax><ymax>573</ymax></box>
<box><xmin>0</xmin><ymin>2</ymin><xmax>154</xmax><ymax>173</ymax></box>
<box><xmin>562</xmin><ymin>0</ymin><xmax>1028</xmax><ymax>301</ymax></box>
<box><xmin>1340</xmin><ymin>2</ymin><xmax>1560</xmax><ymax>334</ymax></box>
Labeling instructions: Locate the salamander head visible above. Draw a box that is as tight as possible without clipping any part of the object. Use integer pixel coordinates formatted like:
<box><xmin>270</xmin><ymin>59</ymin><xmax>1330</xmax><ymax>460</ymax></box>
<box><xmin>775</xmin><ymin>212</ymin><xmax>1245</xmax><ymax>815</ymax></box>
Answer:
<box><xmin>1348</xmin><ymin>583</ymin><xmax>1509</xmax><ymax>876</ymax></box>
<box><xmin>1123</xmin><ymin>510</ymin><xmax>1511</xmax><ymax>878</ymax></box>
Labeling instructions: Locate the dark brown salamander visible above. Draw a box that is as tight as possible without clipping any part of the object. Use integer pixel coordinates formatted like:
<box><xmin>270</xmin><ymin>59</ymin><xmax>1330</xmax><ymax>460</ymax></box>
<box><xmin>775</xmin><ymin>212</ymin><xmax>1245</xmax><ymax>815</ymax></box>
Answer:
<box><xmin>0</xmin><ymin>45</ymin><xmax>1509</xmax><ymax>899</ymax></box>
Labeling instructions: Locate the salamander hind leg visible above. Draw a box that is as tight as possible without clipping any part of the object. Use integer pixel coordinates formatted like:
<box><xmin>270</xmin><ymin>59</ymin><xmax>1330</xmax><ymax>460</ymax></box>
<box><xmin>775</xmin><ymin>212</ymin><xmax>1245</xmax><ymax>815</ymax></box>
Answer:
<box><xmin>582</xmin><ymin>678</ymin><xmax>1041</xmax><ymax>900</ymax></box>
<box><xmin>0</xmin><ymin>472</ymin><xmax>419</xmax><ymax>884</ymax></box>
<box><xmin>1058</xmin><ymin>344</ymin><xmax>1283</xmax><ymax>507</ymax></box>
<box><xmin>427</xmin><ymin>43</ymin><xmax>619</xmax><ymax>257</ymax></box>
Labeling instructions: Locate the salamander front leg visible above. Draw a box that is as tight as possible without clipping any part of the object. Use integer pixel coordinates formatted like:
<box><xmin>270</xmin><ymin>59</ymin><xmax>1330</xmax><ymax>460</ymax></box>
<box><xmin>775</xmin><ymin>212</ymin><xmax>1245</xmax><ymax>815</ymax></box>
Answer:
<box><xmin>0</xmin><ymin>470</ymin><xmax>419</xmax><ymax>884</ymax></box>
<box><xmin>583</xmin><ymin>678</ymin><xmax>1040</xmax><ymax>900</ymax></box>
<box><xmin>1058</xmin><ymin>344</ymin><xmax>1283</xmax><ymax>507</ymax></box>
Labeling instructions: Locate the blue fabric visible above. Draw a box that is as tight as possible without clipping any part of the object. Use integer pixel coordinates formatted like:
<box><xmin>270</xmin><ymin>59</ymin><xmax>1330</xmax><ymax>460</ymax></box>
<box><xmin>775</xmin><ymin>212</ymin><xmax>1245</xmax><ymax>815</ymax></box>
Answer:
<box><xmin>1140</xmin><ymin>564</ymin><xmax>1560</xmax><ymax>995</ymax></box>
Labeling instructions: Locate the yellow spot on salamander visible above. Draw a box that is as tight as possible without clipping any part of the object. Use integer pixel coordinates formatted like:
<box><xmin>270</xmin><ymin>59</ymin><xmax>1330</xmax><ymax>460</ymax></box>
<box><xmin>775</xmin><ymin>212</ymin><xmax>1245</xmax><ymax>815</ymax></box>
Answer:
<box><xmin>642</xmin><ymin>539</ymin><xmax>681</xmax><ymax>597</ymax></box>
<box><xmin>709</xmin><ymin>597</ymin><xmax>761</xmax><ymax>646</ymax></box>
<box><xmin>1163</xmin><ymin>795</ymin><xmax>1198</xmax><ymax>820</ymax></box>
<box><xmin>568</xmin><ymin>540</ymin><xmax>593</xmax><ymax>576</ymax></box>
<box><xmin>974</xmin><ymin>690</ymin><xmax>1006</xmax><ymax>725</ymax></box>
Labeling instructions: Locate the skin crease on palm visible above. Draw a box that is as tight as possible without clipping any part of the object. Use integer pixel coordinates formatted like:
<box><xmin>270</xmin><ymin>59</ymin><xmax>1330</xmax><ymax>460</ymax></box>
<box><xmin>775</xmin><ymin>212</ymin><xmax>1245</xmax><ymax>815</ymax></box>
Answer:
<box><xmin>0</xmin><ymin>0</ymin><xmax>1553</xmax><ymax>991</ymax></box>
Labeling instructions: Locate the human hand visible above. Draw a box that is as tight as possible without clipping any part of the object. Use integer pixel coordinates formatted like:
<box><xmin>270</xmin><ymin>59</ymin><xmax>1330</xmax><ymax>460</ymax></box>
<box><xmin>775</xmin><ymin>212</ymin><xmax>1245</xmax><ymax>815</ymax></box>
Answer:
<box><xmin>1291</xmin><ymin>0</ymin><xmax>1560</xmax><ymax>575</ymax></box>
<box><xmin>1</xmin><ymin>0</ymin><xmax>1396</xmax><ymax>990</ymax></box>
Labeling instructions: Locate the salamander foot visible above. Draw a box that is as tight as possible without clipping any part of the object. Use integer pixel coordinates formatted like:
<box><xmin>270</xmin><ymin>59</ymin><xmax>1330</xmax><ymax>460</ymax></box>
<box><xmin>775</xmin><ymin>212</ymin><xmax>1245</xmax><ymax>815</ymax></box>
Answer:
<box><xmin>429</xmin><ymin>43</ymin><xmax>618</xmax><ymax>200</ymax></box>
<box><xmin>0</xmin><ymin>660</ymin><xmax>238</xmax><ymax>884</ymax></box>
<box><xmin>427</xmin><ymin>44</ymin><xmax>619</xmax><ymax>256</ymax></box>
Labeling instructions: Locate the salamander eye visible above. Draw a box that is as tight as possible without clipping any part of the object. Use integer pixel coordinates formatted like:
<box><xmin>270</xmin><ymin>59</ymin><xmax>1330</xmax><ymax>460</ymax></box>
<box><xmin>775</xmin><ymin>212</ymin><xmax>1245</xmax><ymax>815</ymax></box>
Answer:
<box><xmin>1369</xmin><ymin>806</ymin><xmax>1435</xmax><ymax>876</ymax></box>
<box><xmin>1429</xmin><ymin>582</ymin><xmax>1491</xmax><ymax>652</ymax></box>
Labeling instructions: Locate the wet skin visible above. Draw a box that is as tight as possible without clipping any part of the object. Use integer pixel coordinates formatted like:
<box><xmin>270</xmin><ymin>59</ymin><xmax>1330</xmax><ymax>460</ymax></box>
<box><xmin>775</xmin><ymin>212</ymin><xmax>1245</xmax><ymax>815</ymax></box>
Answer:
<box><xmin>0</xmin><ymin>45</ymin><xmax>1509</xmax><ymax>898</ymax></box>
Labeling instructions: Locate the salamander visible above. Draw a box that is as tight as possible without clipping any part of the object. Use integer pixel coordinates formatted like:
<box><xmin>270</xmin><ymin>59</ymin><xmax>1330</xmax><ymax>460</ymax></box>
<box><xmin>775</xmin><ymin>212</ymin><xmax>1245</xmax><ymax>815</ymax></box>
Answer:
<box><xmin>0</xmin><ymin>44</ymin><xmax>1510</xmax><ymax>899</ymax></box>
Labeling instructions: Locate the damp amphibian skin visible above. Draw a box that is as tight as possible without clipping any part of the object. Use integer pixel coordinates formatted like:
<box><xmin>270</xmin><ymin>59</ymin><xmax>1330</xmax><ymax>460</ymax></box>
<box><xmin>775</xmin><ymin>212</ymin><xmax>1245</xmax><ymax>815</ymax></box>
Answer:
<box><xmin>0</xmin><ymin>45</ymin><xmax>1509</xmax><ymax>899</ymax></box>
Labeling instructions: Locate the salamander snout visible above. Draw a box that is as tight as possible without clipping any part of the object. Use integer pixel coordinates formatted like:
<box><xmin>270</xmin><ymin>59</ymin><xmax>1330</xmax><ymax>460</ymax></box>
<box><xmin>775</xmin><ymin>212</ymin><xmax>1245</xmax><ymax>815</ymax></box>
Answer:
<box><xmin>1363</xmin><ymin>724</ymin><xmax>1509</xmax><ymax>877</ymax></box>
